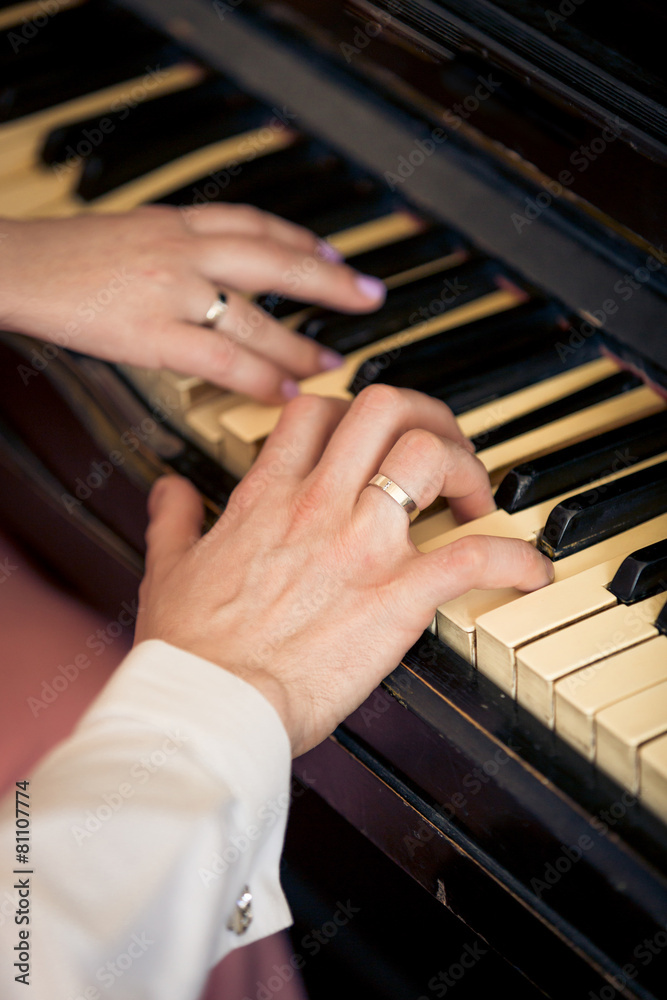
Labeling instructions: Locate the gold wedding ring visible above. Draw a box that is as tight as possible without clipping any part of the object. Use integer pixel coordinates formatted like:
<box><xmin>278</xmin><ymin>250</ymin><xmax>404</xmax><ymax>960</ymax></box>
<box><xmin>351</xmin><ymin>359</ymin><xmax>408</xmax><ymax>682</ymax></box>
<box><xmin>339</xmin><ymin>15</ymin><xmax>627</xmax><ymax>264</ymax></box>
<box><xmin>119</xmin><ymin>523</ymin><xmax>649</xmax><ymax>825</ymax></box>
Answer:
<box><xmin>367</xmin><ymin>474</ymin><xmax>420</xmax><ymax>522</ymax></box>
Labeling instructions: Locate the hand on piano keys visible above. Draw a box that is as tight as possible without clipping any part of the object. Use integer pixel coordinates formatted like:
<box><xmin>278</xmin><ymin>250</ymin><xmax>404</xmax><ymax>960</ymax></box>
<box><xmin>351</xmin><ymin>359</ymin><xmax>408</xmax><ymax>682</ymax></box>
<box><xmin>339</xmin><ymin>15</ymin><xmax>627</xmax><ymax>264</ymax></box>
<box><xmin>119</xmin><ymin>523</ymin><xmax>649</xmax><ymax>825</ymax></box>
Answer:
<box><xmin>0</xmin><ymin>204</ymin><xmax>387</xmax><ymax>402</ymax></box>
<box><xmin>135</xmin><ymin>387</ymin><xmax>553</xmax><ymax>758</ymax></box>
<box><xmin>3</xmin><ymin>0</ymin><xmax>667</xmax><ymax>826</ymax></box>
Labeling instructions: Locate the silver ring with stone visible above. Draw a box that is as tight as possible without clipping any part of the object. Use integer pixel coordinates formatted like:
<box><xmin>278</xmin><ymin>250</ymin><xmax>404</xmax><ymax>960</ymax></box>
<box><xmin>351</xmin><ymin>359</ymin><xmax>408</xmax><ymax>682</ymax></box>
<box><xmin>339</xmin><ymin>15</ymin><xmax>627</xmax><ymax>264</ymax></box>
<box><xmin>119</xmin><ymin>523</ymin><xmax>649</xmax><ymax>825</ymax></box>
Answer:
<box><xmin>202</xmin><ymin>294</ymin><xmax>229</xmax><ymax>327</ymax></box>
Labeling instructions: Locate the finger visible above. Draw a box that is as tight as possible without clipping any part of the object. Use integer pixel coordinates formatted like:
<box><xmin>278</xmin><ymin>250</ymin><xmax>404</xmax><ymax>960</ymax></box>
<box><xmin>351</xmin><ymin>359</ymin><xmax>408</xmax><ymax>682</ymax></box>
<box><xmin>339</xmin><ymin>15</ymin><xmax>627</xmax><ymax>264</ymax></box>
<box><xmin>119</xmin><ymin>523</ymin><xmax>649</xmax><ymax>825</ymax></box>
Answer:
<box><xmin>316</xmin><ymin>385</ymin><xmax>474</xmax><ymax>499</ymax></box>
<box><xmin>357</xmin><ymin>428</ymin><xmax>495</xmax><ymax>529</ymax></box>
<box><xmin>184</xmin><ymin>202</ymin><xmax>320</xmax><ymax>255</ymax></box>
<box><xmin>403</xmin><ymin>535</ymin><xmax>554</xmax><ymax>611</ymax></box>
<box><xmin>196</xmin><ymin>235</ymin><xmax>386</xmax><ymax>311</ymax></box>
<box><xmin>157</xmin><ymin>320</ymin><xmax>299</xmax><ymax>404</ymax></box>
<box><xmin>144</xmin><ymin>476</ymin><xmax>204</xmax><ymax>576</ymax></box>
<box><xmin>212</xmin><ymin>290</ymin><xmax>344</xmax><ymax>377</ymax></box>
<box><xmin>255</xmin><ymin>394</ymin><xmax>350</xmax><ymax>480</ymax></box>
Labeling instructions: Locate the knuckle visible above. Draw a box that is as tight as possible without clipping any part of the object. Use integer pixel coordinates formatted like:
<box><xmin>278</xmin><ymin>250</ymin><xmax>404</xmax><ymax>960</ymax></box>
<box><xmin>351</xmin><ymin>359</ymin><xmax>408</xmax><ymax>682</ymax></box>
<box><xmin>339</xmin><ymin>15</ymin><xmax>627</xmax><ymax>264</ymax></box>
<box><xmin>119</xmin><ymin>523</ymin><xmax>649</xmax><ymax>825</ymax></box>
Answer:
<box><xmin>446</xmin><ymin>534</ymin><xmax>491</xmax><ymax>578</ymax></box>
<box><xmin>289</xmin><ymin>479</ymin><xmax>329</xmax><ymax>525</ymax></box>
<box><xmin>230</xmin><ymin>203</ymin><xmax>267</xmax><ymax>231</ymax></box>
<box><xmin>396</xmin><ymin>427</ymin><xmax>443</xmax><ymax>465</ymax></box>
<box><xmin>353</xmin><ymin>383</ymin><xmax>406</xmax><ymax>417</ymax></box>
<box><xmin>439</xmin><ymin>440</ymin><xmax>478</xmax><ymax>481</ymax></box>
<box><xmin>294</xmin><ymin>222</ymin><xmax>318</xmax><ymax>247</ymax></box>
<box><xmin>136</xmin><ymin>241</ymin><xmax>191</xmax><ymax>282</ymax></box>
<box><xmin>281</xmin><ymin>393</ymin><xmax>330</xmax><ymax>423</ymax></box>
<box><xmin>437</xmin><ymin>398</ymin><xmax>456</xmax><ymax>422</ymax></box>
<box><xmin>229</xmin><ymin>467</ymin><xmax>271</xmax><ymax>510</ymax></box>
<box><xmin>209</xmin><ymin>337</ymin><xmax>236</xmax><ymax>375</ymax></box>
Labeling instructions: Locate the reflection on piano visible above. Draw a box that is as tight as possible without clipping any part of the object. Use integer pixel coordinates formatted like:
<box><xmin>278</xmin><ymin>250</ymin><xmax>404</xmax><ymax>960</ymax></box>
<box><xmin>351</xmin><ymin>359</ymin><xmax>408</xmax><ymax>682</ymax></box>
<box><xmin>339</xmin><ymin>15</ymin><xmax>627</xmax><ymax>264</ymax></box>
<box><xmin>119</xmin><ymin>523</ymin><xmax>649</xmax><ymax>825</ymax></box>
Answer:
<box><xmin>1</xmin><ymin>0</ymin><xmax>667</xmax><ymax>996</ymax></box>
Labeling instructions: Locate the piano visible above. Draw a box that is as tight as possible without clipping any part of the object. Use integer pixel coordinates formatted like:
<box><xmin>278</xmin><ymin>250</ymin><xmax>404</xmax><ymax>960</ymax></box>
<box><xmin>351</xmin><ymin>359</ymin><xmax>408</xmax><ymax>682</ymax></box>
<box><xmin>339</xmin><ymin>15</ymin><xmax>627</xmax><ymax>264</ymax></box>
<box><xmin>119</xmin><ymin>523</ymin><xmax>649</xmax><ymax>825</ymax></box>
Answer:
<box><xmin>1</xmin><ymin>0</ymin><xmax>667</xmax><ymax>995</ymax></box>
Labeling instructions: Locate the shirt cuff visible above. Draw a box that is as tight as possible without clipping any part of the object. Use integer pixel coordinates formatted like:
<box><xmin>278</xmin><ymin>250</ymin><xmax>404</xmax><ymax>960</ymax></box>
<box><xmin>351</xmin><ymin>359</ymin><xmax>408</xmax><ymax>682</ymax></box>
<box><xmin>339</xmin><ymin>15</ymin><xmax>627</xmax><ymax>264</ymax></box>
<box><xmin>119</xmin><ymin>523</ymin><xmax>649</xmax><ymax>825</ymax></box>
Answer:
<box><xmin>74</xmin><ymin>638</ymin><xmax>294</xmax><ymax>950</ymax></box>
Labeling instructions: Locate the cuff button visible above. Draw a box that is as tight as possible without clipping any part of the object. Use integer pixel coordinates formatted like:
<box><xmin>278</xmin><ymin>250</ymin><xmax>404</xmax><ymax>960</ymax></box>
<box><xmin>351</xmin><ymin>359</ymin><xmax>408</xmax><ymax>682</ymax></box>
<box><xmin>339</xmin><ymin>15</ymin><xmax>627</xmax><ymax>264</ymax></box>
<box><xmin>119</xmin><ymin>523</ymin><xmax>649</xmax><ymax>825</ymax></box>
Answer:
<box><xmin>227</xmin><ymin>886</ymin><xmax>253</xmax><ymax>935</ymax></box>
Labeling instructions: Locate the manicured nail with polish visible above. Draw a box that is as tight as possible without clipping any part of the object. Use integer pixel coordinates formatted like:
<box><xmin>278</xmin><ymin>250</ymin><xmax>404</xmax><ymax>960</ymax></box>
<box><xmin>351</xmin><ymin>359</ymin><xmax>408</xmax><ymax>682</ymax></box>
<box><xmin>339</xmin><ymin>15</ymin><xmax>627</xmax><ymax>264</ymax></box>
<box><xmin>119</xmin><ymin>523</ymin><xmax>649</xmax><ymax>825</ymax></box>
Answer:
<box><xmin>319</xmin><ymin>348</ymin><xmax>344</xmax><ymax>371</ymax></box>
<box><xmin>281</xmin><ymin>378</ymin><xmax>300</xmax><ymax>400</ymax></box>
<box><xmin>318</xmin><ymin>240</ymin><xmax>344</xmax><ymax>263</ymax></box>
<box><xmin>354</xmin><ymin>273</ymin><xmax>386</xmax><ymax>303</ymax></box>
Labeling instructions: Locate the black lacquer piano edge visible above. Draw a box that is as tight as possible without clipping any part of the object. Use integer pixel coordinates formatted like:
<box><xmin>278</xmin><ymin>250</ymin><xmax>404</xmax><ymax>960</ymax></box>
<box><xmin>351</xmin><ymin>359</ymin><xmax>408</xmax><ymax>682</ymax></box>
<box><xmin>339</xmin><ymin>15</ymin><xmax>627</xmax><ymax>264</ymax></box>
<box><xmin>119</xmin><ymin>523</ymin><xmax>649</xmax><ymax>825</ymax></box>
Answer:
<box><xmin>387</xmin><ymin>634</ymin><xmax>667</xmax><ymax>875</ymax></box>
<box><xmin>306</xmin><ymin>729</ymin><xmax>663</xmax><ymax>1000</ymax></box>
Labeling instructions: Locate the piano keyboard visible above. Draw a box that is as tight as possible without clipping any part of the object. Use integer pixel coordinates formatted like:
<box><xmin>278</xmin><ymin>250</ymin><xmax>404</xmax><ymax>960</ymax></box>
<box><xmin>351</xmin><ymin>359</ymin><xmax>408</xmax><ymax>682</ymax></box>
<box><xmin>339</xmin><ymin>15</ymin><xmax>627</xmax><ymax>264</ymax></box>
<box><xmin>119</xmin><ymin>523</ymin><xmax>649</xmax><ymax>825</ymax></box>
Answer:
<box><xmin>4</xmin><ymin>0</ymin><xmax>667</xmax><ymax>828</ymax></box>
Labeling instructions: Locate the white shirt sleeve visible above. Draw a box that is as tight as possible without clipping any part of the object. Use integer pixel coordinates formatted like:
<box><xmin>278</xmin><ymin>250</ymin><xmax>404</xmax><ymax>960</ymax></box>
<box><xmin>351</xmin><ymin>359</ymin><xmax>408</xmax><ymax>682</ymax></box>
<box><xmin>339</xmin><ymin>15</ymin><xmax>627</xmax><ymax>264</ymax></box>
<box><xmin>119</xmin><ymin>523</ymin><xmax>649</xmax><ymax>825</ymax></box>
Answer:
<box><xmin>0</xmin><ymin>639</ymin><xmax>293</xmax><ymax>1000</ymax></box>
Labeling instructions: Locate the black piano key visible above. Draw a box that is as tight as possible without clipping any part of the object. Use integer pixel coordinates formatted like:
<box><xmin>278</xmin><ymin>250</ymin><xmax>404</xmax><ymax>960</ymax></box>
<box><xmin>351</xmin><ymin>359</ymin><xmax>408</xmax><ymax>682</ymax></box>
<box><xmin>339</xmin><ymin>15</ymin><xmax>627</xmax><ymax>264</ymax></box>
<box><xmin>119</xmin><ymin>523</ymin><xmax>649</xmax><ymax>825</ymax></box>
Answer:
<box><xmin>537</xmin><ymin>460</ymin><xmax>667</xmax><ymax>561</ymax></box>
<box><xmin>349</xmin><ymin>300</ymin><xmax>575</xmax><ymax>396</ymax></box>
<box><xmin>654</xmin><ymin>597</ymin><xmax>667</xmax><ymax>635</ymax></box>
<box><xmin>344</xmin><ymin>226</ymin><xmax>466</xmax><ymax>279</ymax></box>
<box><xmin>0</xmin><ymin>3</ymin><xmax>111</xmax><ymax>69</ymax></box>
<box><xmin>260</xmin><ymin>225</ymin><xmax>466</xmax><ymax>319</ymax></box>
<box><xmin>159</xmin><ymin>135</ymin><xmax>387</xmax><ymax>236</ymax></box>
<box><xmin>255</xmin><ymin>173</ymin><xmax>383</xmax><ymax>228</ymax></box>
<box><xmin>436</xmin><ymin>340</ymin><xmax>601</xmax><ymax>415</ymax></box>
<box><xmin>76</xmin><ymin>89</ymin><xmax>271</xmax><ymax>201</ymax></box>
<box><xmin>495</xmin><ymin>410</ymin><xmax>667</xmax><ymax>514</ymax></box>
<box><xmin>0</xmin><ymin>5</ymin><xmax>180</xmax><ymax>122</ymax></box>
<box><xmin>294</xmin><ymin>187</ymin><xmax>393</xmax><ymax>238</ymax></box>
<box><xmin>302</xmin><ymin>259</ymin><xmax>501</xmax><ymax>354</ymax></box>
<box><xmin>607</xmin><ymin>539</ymin><xmax>667</xmax><ymax>604</ymax></box>
<box><xmin>158</xmin><ymin>139</ymin><xmax>340</xmax><ymax>208</ymax></box>
<box><xmin>40</xmin><ymin>77</ymin><xmax>248</xmax><ymax>165</ymax></box>
<box><xmin>469</xmin><ymin>371</ymin><xmax>642</xmax><ymax>451</ymax></box>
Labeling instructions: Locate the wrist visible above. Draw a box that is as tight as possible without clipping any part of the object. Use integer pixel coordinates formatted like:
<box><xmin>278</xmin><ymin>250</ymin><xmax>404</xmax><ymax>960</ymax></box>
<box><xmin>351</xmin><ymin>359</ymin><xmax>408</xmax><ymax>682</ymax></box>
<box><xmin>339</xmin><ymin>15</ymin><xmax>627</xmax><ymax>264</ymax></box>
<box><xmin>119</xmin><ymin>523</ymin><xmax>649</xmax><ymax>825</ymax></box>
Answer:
<box><xmin>240</xmin><ymin>669</ymin><xmax>299</xmax><ymax>756</ymax></box>
<box><xmin>135</xmin><ymin>626</ymin><xmax>300</xmax><ymax>753</ymax></box>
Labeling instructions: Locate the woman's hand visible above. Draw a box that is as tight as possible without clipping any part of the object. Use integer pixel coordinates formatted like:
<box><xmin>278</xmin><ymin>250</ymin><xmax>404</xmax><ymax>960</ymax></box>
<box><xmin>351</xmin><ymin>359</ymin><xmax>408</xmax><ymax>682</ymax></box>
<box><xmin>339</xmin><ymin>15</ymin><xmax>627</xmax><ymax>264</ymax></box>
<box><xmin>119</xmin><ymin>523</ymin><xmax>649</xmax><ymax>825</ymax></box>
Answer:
<box><xmin>0</xmin><ymin>204</ymin><xmax>386</xmax><ymax>403</ymax></box>
<box><xmin>134</xmin><ymin>386</ymin><xmax>554</xmax><ymax>757</ymax></box>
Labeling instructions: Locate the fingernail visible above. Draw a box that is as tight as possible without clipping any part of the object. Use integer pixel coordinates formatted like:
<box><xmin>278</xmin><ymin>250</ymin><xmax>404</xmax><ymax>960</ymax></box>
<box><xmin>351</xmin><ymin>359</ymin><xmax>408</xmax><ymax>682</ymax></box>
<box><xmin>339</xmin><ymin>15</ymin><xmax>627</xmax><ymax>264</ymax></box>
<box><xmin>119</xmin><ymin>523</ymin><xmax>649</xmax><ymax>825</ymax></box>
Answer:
<box><xmin>318</xmin><ymin>240</ymin><xmax>344</xmax><ymax>263</ymax></box>
<box><xmin>463</xmin><ymin>437</ymin><xmax>476</xmax><ymax>453</ymax></box>
<box><xmin>354</xmin><ymin>273</ymin><xmax>386</xmax><ymax>303</ymax></box>
<box><xmin>319</xmin><ymin>348</ymin><xmax>344</xmax><ymax>370</ymax></box>
<box><xmin>281</xmin><ymin>378</ymin><xmax>300</xmax><ymax>400</ymax></box>
<box><xmin>542</xmin><ymin>554</ymin><xmax>555</xmax><ymax>583</ymax></box>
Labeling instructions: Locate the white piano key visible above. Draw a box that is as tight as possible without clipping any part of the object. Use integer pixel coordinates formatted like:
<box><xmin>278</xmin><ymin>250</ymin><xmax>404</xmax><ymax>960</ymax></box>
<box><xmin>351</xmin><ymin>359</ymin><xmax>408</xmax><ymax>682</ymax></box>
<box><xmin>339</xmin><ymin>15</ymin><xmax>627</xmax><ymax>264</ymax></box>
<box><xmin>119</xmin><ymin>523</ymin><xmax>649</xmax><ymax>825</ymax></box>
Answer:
<box><xmin>475</xmin><ymin>513</ymin><xmax>667</xmax><ymax>689</ymax></box>
<box><xmin>639</xmin><ymin>732</ymin><xmax>667</xmax><ymax>825</ymax></box>
<box><xmin>514</xmin><ymin>592</ymin><xmax>665</xmax><ymax>727</ymax></box>
<box><xmin>426</xmin><ymin>446</ymin><xmax>667</xmax><ymax>672</ymax></box>
<box><xmin>553</xmin><ymin>636</ymin><xmax>667</xmax><ymax>760</ymax></box>
<box><xmin>597</xmin><ymin>677</ymin><xmax>667</xmax><ymax>793</ymax></box>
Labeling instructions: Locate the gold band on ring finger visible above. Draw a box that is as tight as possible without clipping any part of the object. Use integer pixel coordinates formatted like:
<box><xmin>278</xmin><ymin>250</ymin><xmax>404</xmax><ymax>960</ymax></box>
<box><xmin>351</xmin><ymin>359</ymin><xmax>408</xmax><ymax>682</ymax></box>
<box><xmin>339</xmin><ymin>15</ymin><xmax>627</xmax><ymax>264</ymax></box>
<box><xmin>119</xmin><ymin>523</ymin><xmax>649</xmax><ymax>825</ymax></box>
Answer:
<box><xmin>367</xmin><ymin>474</ymin><xmax>420</xmax><ymax>522</ymax></box>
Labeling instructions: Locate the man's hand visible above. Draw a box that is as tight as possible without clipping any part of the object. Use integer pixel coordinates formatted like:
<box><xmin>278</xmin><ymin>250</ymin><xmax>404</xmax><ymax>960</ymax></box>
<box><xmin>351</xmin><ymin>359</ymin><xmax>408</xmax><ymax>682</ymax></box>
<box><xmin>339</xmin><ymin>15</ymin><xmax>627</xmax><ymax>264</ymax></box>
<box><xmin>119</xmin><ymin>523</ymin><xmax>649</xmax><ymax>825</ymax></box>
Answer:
<box><xmin>134</xmin><ymin>386</ymin><xmax>554</xmax><ymax>757</ymax></box>
<box><xmin>0</xmin><ymin>204</ymin><xmax>386</xmax><ymax>403</ymax></box>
